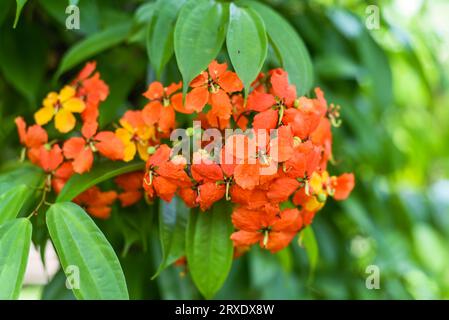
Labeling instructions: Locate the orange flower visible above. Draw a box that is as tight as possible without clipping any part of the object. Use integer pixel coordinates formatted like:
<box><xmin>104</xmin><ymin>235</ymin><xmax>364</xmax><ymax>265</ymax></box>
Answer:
<box><xmin>231</xmin><ymin>207</ymin><xmax>302</xmax><ymax>253</ymax></box>
<box><xmin>52</xmin><ymin>162</ymin><xmax>74</xmax><ymax>194</ymax></box>
<box><xmin>185</xmin><ymin>60</ymin><xmax>243</xmax><ymax>124</ymax></box>
<box><xmin>115</xmin><ymin>171</ymin><xmax>144</xmax><ymax>207</ymax></box>
<box><xmin>38</xmin><ymin>144</ymin><xmax>64</xmax><ymax>173</ymax></box>
<box><xmin>15</xmin><ymin>117</ymin><xmax>48</xmax><ymax>164</ymax></box>
<box><xmin>63</xmin><ymin>129</ymin><xmax>124</xmax><ymax>174</ymax></box>
<box><xmin>142</xmin><ymin>81</ymin><xmax>188</xmax><ymax>135</ymax></box>
<box><xmin>74</xmin><ymin>186</ymin><xmax>117</xmax><ymax>219</ymax></box>
<box><xmin>143</xmin><ymin>145</ymin><xmax>191</xmax><ymax>202</ymax></box>
<box><xmin>331</xmin><ymin>173</ymin><xmax>355</xmax><ymax>200</ymax></box>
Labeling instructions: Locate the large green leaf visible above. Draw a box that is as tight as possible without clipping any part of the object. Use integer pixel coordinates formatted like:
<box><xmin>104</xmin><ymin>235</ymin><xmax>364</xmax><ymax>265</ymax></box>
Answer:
<box><xmin>246</xmin><ymin>0</ymin><xmax>313</xmax><ymax>95</ymax></box>
<box><xmin>186</xmin><ymin>201</ymin><xmax>233</xmax><ymax>299</ymax></box>
<box><xmin>46</xmin><ymin>202</ymin><xmax>129</xmax><ymax>300</ymax></box>
<box><xmin>298</xmin><ymin>226</ymin><xmax>319</xmax><ymax>282</ymax></box>
<box><xmin>147</xmin><ymin>0</ymin><xmax>187</xmax><ymax>78</ymax></box>
<box><xmin>55</xmin><ymin>22</ymin><xmax>132</xmax><ymax>78</ymax></box>
<box><xmin>227</xmin><ymin>3</ymin><xmax>267</xmax><ymax>94</ymax></box>
<box><xmin>56</xmin><ymin>161</ymin><xmax>144</xmax><ymax>202</ymax></box>
<box><xmin>0</xmin><ymin>218</ymin><xmax>32</xmax><ymax>300</ymax></box>
<box><xmin>174</xmin><ymin>0</ymin><xmax>228</xmax><ymax>94</ymax></box>
<box><xmin>0</xmin><ymin>184</ymin><xmax>28</xmax><ymax>225</ymax></box>
<box><xmin>152</xmin><ymin>196</ymin><xmax>189</xmax><ymax>279</ymax></box>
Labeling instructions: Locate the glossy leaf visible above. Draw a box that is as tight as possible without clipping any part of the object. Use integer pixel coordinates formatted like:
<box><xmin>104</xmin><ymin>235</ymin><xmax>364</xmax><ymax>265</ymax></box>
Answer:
<box><xmin>299</xmin><ymin>226</ymin><xmax>319</xmax><ymax>282</ymax></box>
<box><xmin>0</xmin><ymin>184</ymin><xmax>28</xmax><ymax>225</ymax></box>
<box><xmin>147</xmin><ymin>0</ymin><xmax>187</xmax><ymax>78</ymax></box>
<box><xmin>0</xmin><ymin>219</ymin><xmax>32</xmax><ymax>299</ymax></box>
<box><xmin>152</xmin><ymin>197</ymin><xmax>189</xmax><ymax>279</ymax></box>
<box><xmin>46</xmin><ymin>202</ymin><xmax>129</xmax><ymax>300</ymax></box>
<box><xmin>56</xmin><ymin>161</ymin><xmax>144</xmax><ymax>202</ymax></box>
<box><xmin>246</xmin><ymin>0</ymin><xmax>313</xmax><ymax>95</ymax></box>
<box><xmin>227</xmin><ymin>3</ymin><xmax>267</xmax><ymax>94</ymax></box>
<box><xmin>55</xmin><ymin>22</ymin><xmax>132</xmax><ymax>78</ymax></box>
<box><xmin>174</xmin><ymin>0</ymin><xmax>227</xmax><ymax>94</ymax></box>
<box><xmin>186</xmin><ymin>201</ymin><xmax>233</xmax><ymax>299</ymax></box>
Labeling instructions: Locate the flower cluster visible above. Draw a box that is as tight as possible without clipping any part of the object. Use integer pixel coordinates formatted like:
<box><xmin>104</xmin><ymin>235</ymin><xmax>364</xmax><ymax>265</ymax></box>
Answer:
<box><xmin>15</xmin><ymin>62</ymin><xmax>147</xmax><ymax>218</ymax></box>
<box><xmin>142</xmin><ymin>60</ymin><xmax>355</xmax><ymax>253</ymax></box>
<box><xmin>15</xmin><ymin>59</ymin><xmax>354</xmax><ymax>254</ymax></box>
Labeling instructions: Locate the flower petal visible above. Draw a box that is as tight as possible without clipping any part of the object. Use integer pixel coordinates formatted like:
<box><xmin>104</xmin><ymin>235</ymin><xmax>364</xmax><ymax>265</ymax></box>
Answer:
<box><xmin>55</xmin><ymin>109</ymin><xmax>76</xmax><ymax>133</ymax></box>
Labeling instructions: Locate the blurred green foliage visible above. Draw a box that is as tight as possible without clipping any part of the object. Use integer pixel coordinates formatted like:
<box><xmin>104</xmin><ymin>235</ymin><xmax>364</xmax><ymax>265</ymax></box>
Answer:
<box><xmin>0</xmin><ymin>0</ymin><xmax>448</xmax><ymax>299</ymax></box>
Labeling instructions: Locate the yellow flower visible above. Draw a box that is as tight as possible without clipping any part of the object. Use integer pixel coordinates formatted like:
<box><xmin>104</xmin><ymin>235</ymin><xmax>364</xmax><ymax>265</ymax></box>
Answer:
<box><xmin>115</xmin><ymin>117</ymin><xmax>155</xmax><ymax>162</ymax></box>
<box><xmin>34</xmin><ymin>86</ymin><xmax>85</xmax><ymax>133</ymax></box>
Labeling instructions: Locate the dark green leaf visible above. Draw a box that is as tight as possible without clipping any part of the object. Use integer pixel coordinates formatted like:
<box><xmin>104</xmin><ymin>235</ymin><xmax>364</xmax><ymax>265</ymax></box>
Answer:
<box><xmin>174</xmin><ymin>0</ymin><xmax>228</xmax><ymax>94</ymax></box>
<box><xmin>0</xmin><ymin>184</ymin><xmax>28</xmax><ymax>225</ymax></box>
<box><xmin>56</xmin><ymin>161</ymin><xmax>144</xmax><ymax>202</ymax></box>
<box><xmin>246</xmin><ymin>0</ymin><xmax>313</xmax><ymax>95</ymax></box>
<box><xmin>152</xmin><ymin>196</ymin><xmax>189</xmax><ymax>279</ymax></box>
<box><xmin>186</xmin><ymin>201</ymin><xmax>233</xmax><ymax>299</ymax></box>
<box><xmin>55</xmin><ymin>22</ymin><xmax>132</xmax><ymax>79</ymax></box>
<box><xmin>41</xmin><ymin>268</ymin><xmax>76</xmax><ymax>300</ymax></box>
<box><xmin>0</xmin><ymin>218</ymin><xmax>32</xmax><ymax>299</ymax></box>
<box><xmin>0</xmin><ymin>22</ymin><xmax>48</xmax><ymax>105</ymax></box>
<box><xmin>46</xmin><ymin>202</ymin><xmax>129</xmax><ymax>300</ymax></box>
<box><xmin>147</xmin><ymin>0</ymin><xmax>187</xmax><ymax>78</ymax></box>
<box><xmin>227</xmin><ymin>3</ymin><xmax>267</xmax><ymax>94</ymax></box>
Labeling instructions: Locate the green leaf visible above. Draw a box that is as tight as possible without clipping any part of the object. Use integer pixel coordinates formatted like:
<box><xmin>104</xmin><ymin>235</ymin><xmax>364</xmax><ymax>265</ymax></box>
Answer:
<box><xmin>246</xmin><ymin>0</ymin><xmax>313</xmax><ymax>95</ymax></box>
<box><xmin>147</xmin><ymin>0</ymin><xmax>187</xmax><ymax>79</ymax></box>
<box><xmin>46</xmin><ymin>202</ymin><xmax>129</xmax><ymax>300</ymax></box>
<box><xmin>186</xmin><ymin>201</ymin><xmax>233</xmax><ymax>299</ymax></box>
<box><xmin>0</xmin><ymin>22</ymin><xmax>48</xmax><ymax>105</ymax></box>
<box><xmin>226</xmin><ymin>3</ymin><xmax>267</xmax><ymax>94</ymax></box>
<box><xmin>298</xmin><ymin>226</ymin><xmax>319</xmax><ymax>282</ymax></box>
<box><xmin>41</xmin><ymin>268</ymin><xmax>76</xmax><ymax>300</ymax></box>
<box><xmin>174</xmin><ymin>0</ymin><xmax>228</xmax><ymax>94</ymax></box>
<box><xmin>56</xmin><ymin>161</ymin><xmax>144</xmax><ymax>203</ymax></box>
<box><xmin>0</xmin><ymin>184</ymin><xmax>28</xmax><ymax>225</ymax></box>
<box><xmin>55</xmin><ymin>22</ymin><xmax>132</xmax><ymax>79</ymax></box>
<box><xmin>152</xmin><ymin>196</ymin><xmax>189</xmax><ymax>279</ymax></box>
<box><xmin>13</xmin><ymin>0</ymin><xmax>28</xmax><ymax>28</ymax></box>
<box><xmin>0</xmin><ymin>218</ymin><xmax>32</xmax><ymax>300</ymax></box>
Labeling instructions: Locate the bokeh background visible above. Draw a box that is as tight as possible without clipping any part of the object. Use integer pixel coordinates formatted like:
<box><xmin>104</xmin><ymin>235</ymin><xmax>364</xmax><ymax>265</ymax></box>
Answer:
<box><xmin>1</xmin><ymin>0</ymin><xmax>448</xmax><ymax>299</ymax></box>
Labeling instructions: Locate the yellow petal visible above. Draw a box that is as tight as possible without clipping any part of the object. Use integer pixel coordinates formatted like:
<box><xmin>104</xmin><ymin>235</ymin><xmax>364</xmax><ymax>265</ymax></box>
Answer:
<box><xmin>55</xmin><ymin>109</ymin><xmax>76</xmax><ymax>133</ymax></box>
<box><xmin>119</xmin><ymin>119</ymin><xmax>135</xmax><ymax>135</ymax></box>
<box><xmin>43</xmin><ymin>92</ymin><xmax>59</xmax><ymax>109</ymax></box>
<box><xmin>124</xmin><ymin>142</ymin><xmax>137</xmax><ymax>162</ymax></box>
<box><xmin>305</xmin><ymin>197</ymin><xmax>324</xmax><ymax>212</ymax></box>
<box><xmin>309</xmin><ymin>172</ymin><xmax>323</xmax><ymax>194</ymax></box>
<box><xmin>59</xmin><ymin>85</ymin><xmax>76</xmax><ymax>102</ymax></box>
<box><xmin>137</xmin><ymin>141</ymin><xmax>149</xmax><ymax>161</ymax></box>
<box><xmin>138</xmin><ymin>126</ymin><xmax>155</xmax><ymax>141</ymax></box>
<box><xmin>63</xmin><ymin>97</ymin><xmax>86</xmax><ymax>113</ymax></box>
<box><xmin>34</xmin><ymin>106</ymin><xmax>55</xmax><ymax>126</ymax></box>
<box><xmin>115</xmin><ymin>128</ymin><xmax>132</xmax><ymax>144</ymax></box>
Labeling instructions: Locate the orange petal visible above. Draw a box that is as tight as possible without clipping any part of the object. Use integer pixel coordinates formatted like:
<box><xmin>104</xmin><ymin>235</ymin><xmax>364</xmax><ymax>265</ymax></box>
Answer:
<box><xmin>209</xmin><ymin>89</ymin><xmax>232</xmax><ymax>119</ymax></box>
<box><xmin>72</xmin><ymin>147</ymin><xmax>94</xmax><ymax>174</ymax></box>
<box><xmin>208</xmin><ymin>60</ymin><xmax>227</xmax><ymax>81</ymax></box>
<box><xmin>196</xmin><ymin>182</ymin><xmax>225</xmax><ymax>211</ymax></box>
<box><xmin>143</xmin><ymin>81</ymin><xmax>164</xmax><ymax>100</ymax></box>
<box><xmin>269</xmin><ymin>68</ymin><xmax>296</xmax><ymax>106</ymax></box>
<box><xmin>15</xmin><ymin>117</ymin><xmax>27</xmax><ymax>145</ymax></box>
<box><xmin>185</xmin><ymin>86</ymin><xmax>209</xmax><ymax>113</ymax></box>
<box><xmin>189</xmin><ymin>72</ymin><xmax>208</xmax><ymax>88</ymax></box>
<box><xmin>118</xmin><ymin>191</ymin><xmax>142</xmax><ymax>207</ymax></box>
<box><xmin>95</xmin><ymin>131</ymin><xmax>125</xmax><ymax>160</ymax></box>
<box><xmin>158</xmin><ymin>105</ymin><xmax>175</xmax><ymax>134</ymax></box>
<box><xmin>40</xmin><ymin>145</ymin><xmax>63</xmax><ymax>172</ymax></box>
<box><xmin>142</xmin><ymin>101</ymin><xmax>163</xmax><ymax>126</ymax></box>
<box><xmin>247</xmin><ymin>90</ymin><xmax>276</xmax><ymax>112</ymax></box>
<box><xmin>234</xmin><ymin>163</ymin><xmax>260</xmax><ymax>190</ymax></box>
<box><xmin>231</xmin><ymin>230</ymin><xmax>262</xmax><ymax>247</ymax></box>
<box><xmin>171</xmin><ymin>92</ymin><xmax>193</xmax><ymax>114</ymax></box>
<box><xmin>266</xmin><ymin>177</ymin><xmax>300</xmax><ymax>203</ymax></box>
<box><xmin>166</xmin><ymin>81</ymin><xmax>182</xmax><ymax>96</ymax></box>
<box><xmin>263</xmin><ymin>231</ymin><xmax>296</xmax><ymax>253</ymax></box>
<box><xmin>218</xmin><ymin>71</ymin><xmax>243</xmax><ymax>93</ymax></box>
<box><xmin>252</xmin><ymin>108</ymin><xmax>278</xmax><ymax>131</ymax></box>
<box><xmin>63</xmin><ymin>137</ymin><xmax>86</xmax><ymax>159</ymax></box>
<box><xmin>333</xmin><ymin>173</ymin><xmax>355</xmax><ymax>200</ymax></box>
